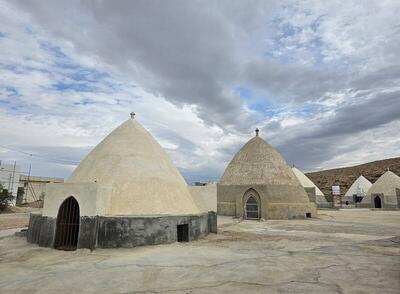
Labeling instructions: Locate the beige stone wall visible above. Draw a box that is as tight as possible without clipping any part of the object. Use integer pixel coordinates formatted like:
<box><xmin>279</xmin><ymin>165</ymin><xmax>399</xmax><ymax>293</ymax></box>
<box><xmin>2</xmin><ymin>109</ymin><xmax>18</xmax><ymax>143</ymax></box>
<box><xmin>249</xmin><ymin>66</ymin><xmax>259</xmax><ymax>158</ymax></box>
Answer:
<box><xmin>19</xmin><ymin>176</ymin><xmax>64</xmax><ymax>203</ymax></box>
<box><xmin>217</xmin><ymin>184</ymin><xmax>317</xmax><ymax>219</ymax></box>
<box><xmin>360</xmin><ymin>192</ymin><xmax>399</xmax><ymax>209</ymax></box>
<box><xmin>43</xmin><ymin>183</ymin><xmax>112</xmax><ymax>217</ymax></box>
<box><xmin>23</xmin><ymin>182</ymin><xmax>46</xmax><ymax>202</ymax></box>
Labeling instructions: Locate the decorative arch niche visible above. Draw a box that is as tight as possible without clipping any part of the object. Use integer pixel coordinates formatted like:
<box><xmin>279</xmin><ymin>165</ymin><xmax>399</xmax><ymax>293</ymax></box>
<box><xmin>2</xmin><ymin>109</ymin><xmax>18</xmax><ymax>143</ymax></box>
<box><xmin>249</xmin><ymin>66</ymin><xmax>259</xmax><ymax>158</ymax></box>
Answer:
<box><xmin>243</xmin><ymin>189</ymin><xmax>261</xmax><ymax>220</ymax></box>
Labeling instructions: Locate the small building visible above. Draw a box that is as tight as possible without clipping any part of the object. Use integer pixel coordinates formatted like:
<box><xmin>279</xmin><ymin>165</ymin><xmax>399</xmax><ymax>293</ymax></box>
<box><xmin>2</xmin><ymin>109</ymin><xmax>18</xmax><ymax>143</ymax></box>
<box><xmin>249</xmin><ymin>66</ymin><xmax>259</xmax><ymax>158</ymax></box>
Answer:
<box><xmin>292</xmin><ymin>167</ymin><xmax>331</xmax><ymax>208</ymax></box>
<box><xmin>217</xmin><ymin>129</ymin><xmax>316</xmax><ymax>220</ymax></box>
<box><xmin>343</xmin><ymin>175</ymin><xmax>372</xmax><ymax>204</ymax></box>
<box><xmin>17</xmin><ymin>175</ymin><xmax>64</xmax><ymax>205</ymax></box>
<box><xmin>360</xmin><ymin>171</ymin><xmax>400</xmax><ymax>209</ymax></box>
<box><xmin>27</xmin><ymin>114</ymin><xmax>216</xmax><ymax>250</ymax></box>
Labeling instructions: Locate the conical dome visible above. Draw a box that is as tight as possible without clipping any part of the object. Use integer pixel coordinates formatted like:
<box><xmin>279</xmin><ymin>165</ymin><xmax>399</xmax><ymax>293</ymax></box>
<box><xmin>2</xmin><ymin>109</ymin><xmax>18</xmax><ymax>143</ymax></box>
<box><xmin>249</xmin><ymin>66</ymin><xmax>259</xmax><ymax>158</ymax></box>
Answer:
<box><xmin>217</xmin><ymin>134</ymin><xmax>315</xmax><ymax>219</ymax></box>
<box><xmin>292</xmin><ymin>167</ymin><xmax>324</xmax><ymax>196</ymax></box>
<box><xmin>220</xmin><ymin>136</ymin><xmax>302</xmax><ymax>187</ymax></box>
<box><xmin>68</xmin><ymin>117</ymin><xmax>200</xmax><ymax>216</ymax></box>
<box><xmin>367</xmin><ymin>171</ymin><xmax>400</xmax><ymax>196</ymax></box>
<box><xmin>345</xmin><ymin>175</ymin><xmax>372</xmax><ymax>197</ymax></box>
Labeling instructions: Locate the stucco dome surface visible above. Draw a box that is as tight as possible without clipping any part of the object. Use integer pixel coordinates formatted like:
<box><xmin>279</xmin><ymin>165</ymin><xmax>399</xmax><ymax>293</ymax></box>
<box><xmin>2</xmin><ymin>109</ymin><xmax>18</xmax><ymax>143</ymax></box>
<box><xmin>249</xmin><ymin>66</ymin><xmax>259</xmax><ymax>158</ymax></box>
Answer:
<box><xmin>366</xmin><ymin>171</ymin><xmax>400</xmax><ymax>196</ymax></box>
<box><xmin>292</xmin><ymin>167</ymin><xmax>324</xmax><ymax>196</ymax></box>
<box><xmin>344</xmin><ymin>175</ymin><xmax>372</xmax><ymax>197</ymax></box>
<box><xmin>220</xmin><ymin>136</ymin><xmax>303</xmax><ymax>187</ymax></box>
<box><xmin>68</xmin><ymin>118</ymin><xmax>200</xmax><ymax>216</ymax></box>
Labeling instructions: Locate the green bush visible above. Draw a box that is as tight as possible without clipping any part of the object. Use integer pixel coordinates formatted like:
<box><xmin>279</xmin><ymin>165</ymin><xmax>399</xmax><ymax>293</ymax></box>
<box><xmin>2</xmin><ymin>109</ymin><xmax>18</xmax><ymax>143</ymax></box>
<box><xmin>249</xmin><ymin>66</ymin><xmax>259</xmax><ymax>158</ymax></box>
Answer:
<box><xmin>0</xmin><ymin>184</ymin><xmax>14</xmax><ymax>211</ymax></box>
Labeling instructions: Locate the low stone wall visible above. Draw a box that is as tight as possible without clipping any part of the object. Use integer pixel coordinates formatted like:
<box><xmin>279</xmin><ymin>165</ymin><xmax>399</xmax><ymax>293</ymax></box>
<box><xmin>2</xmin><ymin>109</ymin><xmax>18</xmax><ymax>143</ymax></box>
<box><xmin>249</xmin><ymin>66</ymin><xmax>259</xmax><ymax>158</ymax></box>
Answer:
<box><xmin>27</xmin><ymin>212</ymin><xmax>217</xmax><ymax>250</ymax></box>
<box><xmin>266</xmin><ymin>203</ymin><xmax>317</xmax><ymax>219</ymax></box>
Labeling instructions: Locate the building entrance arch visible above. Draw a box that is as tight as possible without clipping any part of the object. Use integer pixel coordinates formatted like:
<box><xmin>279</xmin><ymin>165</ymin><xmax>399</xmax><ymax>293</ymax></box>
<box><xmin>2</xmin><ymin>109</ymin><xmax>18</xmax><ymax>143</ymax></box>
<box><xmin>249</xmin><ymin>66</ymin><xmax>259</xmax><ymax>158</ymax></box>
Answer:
<box><xmin>54</xmin><ymin>196</ymin><xmax>80</xmax><ymax>250</ymax></box>
<box><xmin>243</xmin><ymin>189</ymin><xmax>260</xmax><ymax>220</ymax></box>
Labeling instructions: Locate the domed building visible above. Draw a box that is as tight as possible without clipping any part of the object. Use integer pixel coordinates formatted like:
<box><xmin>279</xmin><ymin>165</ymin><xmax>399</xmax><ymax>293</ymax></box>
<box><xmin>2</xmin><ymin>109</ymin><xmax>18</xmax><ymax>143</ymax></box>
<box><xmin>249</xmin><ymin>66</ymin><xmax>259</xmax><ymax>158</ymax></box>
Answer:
<box><xmin>292</xmin><ymin>167</ymin><xmax>330</xmax><ymax>208</ymax></box>
<box><xmin>217</xmin><ymin>129</ymin><xmax>316</xmax><ymax>220</ymax></box>
<box><xmin>360</xmin><ymin>171</ymin><xmax>400</xmax><ymax>209</ymax></box>
<box><xmin>343</xmin><ymin>175</ymin><xmax>372</xmax><ymax>204</ymax></box>
<box><xmin>27</xmin><ymin>114</ymin><xmax>216</xmax><ymax>250</ymax></box>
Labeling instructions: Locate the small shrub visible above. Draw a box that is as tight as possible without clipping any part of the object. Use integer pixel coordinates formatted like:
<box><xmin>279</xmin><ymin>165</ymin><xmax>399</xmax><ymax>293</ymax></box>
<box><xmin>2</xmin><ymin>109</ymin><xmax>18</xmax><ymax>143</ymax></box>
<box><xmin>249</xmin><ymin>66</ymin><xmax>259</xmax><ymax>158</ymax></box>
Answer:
<box><xmin>0</xmin><ymin>184</ymin><xmax>15</xmax><ymax>211</ymax></box>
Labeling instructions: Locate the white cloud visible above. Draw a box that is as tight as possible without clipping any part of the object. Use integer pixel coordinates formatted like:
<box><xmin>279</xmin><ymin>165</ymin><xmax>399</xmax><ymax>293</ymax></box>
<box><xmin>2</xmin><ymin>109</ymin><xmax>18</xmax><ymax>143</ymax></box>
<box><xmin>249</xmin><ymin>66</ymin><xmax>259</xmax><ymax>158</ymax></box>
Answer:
<box><xmin>1</xmin><ymin>0</ymin><xmax>399</xmax><ymax>182</ymax></box>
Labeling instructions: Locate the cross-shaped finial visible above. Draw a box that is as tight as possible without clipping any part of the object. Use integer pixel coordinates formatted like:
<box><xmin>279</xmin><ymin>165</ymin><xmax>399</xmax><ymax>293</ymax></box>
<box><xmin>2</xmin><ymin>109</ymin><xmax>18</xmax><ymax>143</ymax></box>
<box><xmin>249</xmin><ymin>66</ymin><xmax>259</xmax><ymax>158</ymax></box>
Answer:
<box><xmin>130</xmin><ymin>112</ymin><xmax>135</xmax><ymax>119</ymax></box>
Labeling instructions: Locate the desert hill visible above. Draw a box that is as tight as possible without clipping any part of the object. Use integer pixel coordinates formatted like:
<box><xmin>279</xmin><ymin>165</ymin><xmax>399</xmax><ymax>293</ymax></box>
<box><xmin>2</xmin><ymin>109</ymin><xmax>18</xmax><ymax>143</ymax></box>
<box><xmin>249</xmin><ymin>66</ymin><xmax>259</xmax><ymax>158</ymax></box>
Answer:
<box><xmin>306</xmin><ymin>157</ymin><xmax>400</xmax><ymax>196</ymax></box>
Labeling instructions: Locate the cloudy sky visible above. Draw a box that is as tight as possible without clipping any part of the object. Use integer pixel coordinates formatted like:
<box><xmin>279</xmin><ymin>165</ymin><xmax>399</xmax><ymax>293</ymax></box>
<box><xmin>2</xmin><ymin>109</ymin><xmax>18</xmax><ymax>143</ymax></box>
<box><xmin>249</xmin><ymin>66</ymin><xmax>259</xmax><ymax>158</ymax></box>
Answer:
<box><xmin>1</xmin><ymin>0</ymin><xmax>399</xmax><ymax>183</ymax></box>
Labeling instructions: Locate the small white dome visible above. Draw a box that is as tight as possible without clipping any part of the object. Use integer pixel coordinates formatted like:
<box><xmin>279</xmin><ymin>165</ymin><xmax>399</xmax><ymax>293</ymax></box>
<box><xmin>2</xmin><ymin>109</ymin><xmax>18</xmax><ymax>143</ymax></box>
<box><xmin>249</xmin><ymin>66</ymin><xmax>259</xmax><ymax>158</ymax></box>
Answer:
<box><xmin>344</xmin><ymin>175</ymin><xmax>372</xmax><ymax>197</ymax></box>
<box><xmin>292</xmin><ymin>167</ymin><xmax>324</xmax><ymax>196</ymax></box>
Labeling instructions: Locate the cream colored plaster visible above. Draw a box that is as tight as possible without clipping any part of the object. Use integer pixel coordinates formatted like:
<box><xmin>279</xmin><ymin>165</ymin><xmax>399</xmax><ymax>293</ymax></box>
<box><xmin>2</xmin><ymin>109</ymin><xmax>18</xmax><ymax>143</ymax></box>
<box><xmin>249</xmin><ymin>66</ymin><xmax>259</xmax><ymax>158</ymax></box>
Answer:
<box><xmin>188</xmin><ymin>184</ymin><xmax>217</xmax><ymax>213</ymax></box>
<box><xmin>43</xmin><ymin>183</ymin><xmax>112</xmax><ymax>217</ymax></box>
<box><xmin>65</xmin><ymin>118</ymin><xmax>200</xmax><ymax>216</ymax></box>
<box><xmin>292</xmin><ymin>167</ymin><xmax>324</xmax><ymax>197</ymax></box>
<box><xmin>361</xmin><ymin>171</ymin><xmax>400</xmax><ymax>206</ymax></box>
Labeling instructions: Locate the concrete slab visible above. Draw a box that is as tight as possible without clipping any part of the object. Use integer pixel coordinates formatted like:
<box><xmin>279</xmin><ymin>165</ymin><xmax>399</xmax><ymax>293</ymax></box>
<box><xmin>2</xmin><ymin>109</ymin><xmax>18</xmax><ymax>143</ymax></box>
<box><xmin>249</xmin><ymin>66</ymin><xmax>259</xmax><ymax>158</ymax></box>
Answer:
<box><xmin>0</xmin><ymin>210</ymin><xmax>399</xmax><ymax>293</ymax></box>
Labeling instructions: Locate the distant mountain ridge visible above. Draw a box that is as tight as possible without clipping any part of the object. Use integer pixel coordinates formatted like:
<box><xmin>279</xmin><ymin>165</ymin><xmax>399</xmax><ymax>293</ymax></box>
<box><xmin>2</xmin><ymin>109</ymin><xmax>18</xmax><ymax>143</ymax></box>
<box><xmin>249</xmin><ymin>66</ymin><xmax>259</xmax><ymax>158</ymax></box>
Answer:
<box><xmin>305</xmin><ymin>157</ymin><xmax>400</xmax><ymax>196</ymax></box>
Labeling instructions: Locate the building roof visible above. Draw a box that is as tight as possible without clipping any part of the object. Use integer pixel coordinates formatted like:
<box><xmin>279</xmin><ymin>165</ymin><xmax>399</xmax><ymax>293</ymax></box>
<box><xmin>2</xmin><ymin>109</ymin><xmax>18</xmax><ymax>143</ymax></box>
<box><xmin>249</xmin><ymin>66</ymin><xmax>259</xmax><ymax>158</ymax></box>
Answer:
<box><xmin>344</xmin><ymin>175</ymin><xmax>372</xmax><ymax>197</ymax></box>
<box><xmin>68</xmin><ymin>116</ymin><xmax>200</xmax><ymax>216</ymax></box>
<box><xmin>292</xmin><ymin>167</ymin><xmax>324</xmax><ymax>196</ymax></box>
<box><xmin>367</xmin><ymin>171</ymin><xmax>400</xmax><ymax>196</ymax></box>
<box><xmin>219</xmin><ymin>135</ymin><xmax>303</xmax><ymax>187</ymax></box>
<box><xmin>20</xmin><ymin>175</ymin><xmax>64</xmax><ymax>183</ymax></box>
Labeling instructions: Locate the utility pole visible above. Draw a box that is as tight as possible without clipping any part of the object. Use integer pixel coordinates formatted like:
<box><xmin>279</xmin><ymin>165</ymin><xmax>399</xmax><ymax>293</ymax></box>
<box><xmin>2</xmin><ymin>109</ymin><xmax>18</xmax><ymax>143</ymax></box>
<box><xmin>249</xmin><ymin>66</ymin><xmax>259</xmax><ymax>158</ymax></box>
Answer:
<box><xmin>24</xmin><ymin>164</ymin><xmax>32</xmax><ymax>204</ymax></box>
<box><xmin>10</xmin><ymin>161</ymin><xmax>17</xmax><ymax>205</ymax></box>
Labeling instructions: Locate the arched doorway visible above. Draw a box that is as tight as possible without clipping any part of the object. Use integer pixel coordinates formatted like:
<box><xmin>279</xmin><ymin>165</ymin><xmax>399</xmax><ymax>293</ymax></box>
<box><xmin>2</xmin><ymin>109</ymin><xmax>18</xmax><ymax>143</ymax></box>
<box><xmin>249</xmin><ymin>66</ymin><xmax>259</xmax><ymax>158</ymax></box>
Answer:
<box><xmin>245</xmin><ymin>195</ymin><xmax>260</xmax><ymax>220</ymax></box>
<box><xmin>54</xmin><ymin>196</ymin><xmax>80</xmax><ymax>250</ymax></box>
<box><xmin>374</xmin><ymin>195</ymin><xmax>382</xmax><ymax>208</ymax></box>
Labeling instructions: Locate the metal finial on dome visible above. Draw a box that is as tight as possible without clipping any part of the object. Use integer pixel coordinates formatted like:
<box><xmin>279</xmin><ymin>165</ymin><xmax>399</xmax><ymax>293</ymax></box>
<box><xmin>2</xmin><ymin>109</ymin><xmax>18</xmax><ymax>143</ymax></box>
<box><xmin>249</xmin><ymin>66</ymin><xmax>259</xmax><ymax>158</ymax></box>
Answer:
<box><xmin>255</xmin><ymin>128</ymin><xmax>259</xmax><ymax>137</ymax></box>
<box><xmin>130</xmin><ymin>112</ymin><xmax>135</xmax><ymax>119</ymax></box>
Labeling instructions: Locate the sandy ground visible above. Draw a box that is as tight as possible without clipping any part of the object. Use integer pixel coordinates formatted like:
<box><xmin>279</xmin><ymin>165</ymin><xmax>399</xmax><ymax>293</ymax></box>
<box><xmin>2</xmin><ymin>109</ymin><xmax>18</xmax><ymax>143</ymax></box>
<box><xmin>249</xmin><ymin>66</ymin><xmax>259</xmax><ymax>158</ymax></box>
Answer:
<box><xmin>0</xmin><ymin>212</ymin><xmax>31</xmax><ymax>230</ymax></box>
<box><xmin>0</xmin><ymin>210</ymin><xmax>399</xmax><ymax>293</ymax></box>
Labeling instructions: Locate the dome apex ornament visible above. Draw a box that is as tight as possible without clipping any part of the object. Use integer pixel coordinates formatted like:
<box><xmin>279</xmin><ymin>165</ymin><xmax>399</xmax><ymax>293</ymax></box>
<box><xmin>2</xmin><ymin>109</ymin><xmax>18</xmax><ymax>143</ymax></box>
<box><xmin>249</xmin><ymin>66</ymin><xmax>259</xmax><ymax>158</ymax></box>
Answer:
<box><xmin>130</xmin><ymin>112</ymin><xmax>135</xmax><ymax>119</ymax></box>
<box><xmin>255</xmin><ymin>128</ymin><xmax>259</xmax><ymax>137</ymax></box>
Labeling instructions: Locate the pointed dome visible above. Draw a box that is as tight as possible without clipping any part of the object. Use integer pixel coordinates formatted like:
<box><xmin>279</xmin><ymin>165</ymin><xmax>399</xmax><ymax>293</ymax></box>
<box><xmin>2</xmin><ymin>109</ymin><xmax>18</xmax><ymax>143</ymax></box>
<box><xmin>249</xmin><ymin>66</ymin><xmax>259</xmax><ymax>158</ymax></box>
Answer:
<box><xmin>217</xmin><ymin>134</ymin><xmax>315</xmax><ymax>219</ymax></box>
<box><xmin>220</xmin><ymin>136</ymin><xmax>301</xmax><ymax>187</ymax></box>
<box><xmin>367</xmin><ymin>171</ymin><xmax>400</xmax><ymax>196</ymax></box>
<box><xmin>345</xmin><ymin>175</ymin><xmax>372</xmax><ymax>197</ymax></box>
<box><xmin>292</xmin><ymin>167</ymin><xmax>324</xmax><ymax>196</ymax></box>
<box><xmin>68</xmin><ymin>117</ymin><xmax>200</xmax><ymax>216</ymax></box>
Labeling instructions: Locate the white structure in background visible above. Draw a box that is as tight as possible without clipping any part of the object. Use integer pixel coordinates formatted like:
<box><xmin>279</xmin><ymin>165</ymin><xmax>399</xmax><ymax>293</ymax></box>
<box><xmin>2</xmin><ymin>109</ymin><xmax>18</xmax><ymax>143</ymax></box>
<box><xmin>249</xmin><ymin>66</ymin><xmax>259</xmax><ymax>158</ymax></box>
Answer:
<box><xmin>343</xmin><ymin>175</ymin><xmax>372</xmax><ymax>204</ymax></box>
<box><xmin>292</xmin><ymin>167</ymin><xmax>330</xmax><ymax>208</ymax></box>
<box><xmin>0</xmin><ymin>161</ymin><xmax>21</xmax><ymax>206</ymax></box>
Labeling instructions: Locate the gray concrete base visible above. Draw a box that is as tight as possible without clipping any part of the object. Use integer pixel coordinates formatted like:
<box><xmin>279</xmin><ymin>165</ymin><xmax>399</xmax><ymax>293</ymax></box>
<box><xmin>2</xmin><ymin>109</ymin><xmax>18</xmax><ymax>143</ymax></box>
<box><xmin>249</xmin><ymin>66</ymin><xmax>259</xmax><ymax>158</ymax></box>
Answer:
<box><xmin>27</xmin><ymin>212</ymin><xmax>217</xmax><ymax>250</ymax></box>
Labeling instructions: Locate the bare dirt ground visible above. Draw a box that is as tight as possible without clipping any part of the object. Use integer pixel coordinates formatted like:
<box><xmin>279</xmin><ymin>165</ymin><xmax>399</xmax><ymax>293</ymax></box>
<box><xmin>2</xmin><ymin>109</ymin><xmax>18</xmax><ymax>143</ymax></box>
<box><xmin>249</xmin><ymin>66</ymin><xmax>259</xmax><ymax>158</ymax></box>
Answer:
<box><xmin>0</xmin><ymin>212</ymin><xmax>30</xmax><ymax>230</ymax></box>
<box><xmin>0</xmin><ymin>210</ymin><xmax>399</xmax><ymax>293</ymax></box>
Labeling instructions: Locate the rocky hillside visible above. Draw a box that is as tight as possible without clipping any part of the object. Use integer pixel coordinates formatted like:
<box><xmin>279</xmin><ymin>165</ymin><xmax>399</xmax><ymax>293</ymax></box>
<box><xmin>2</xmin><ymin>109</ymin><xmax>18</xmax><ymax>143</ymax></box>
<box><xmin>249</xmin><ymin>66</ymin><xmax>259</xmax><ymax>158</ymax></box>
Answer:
<box><xmin>306</xmin><ymin>157</ymin><xmax>400</xmax><ymax>196</ymax></box>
